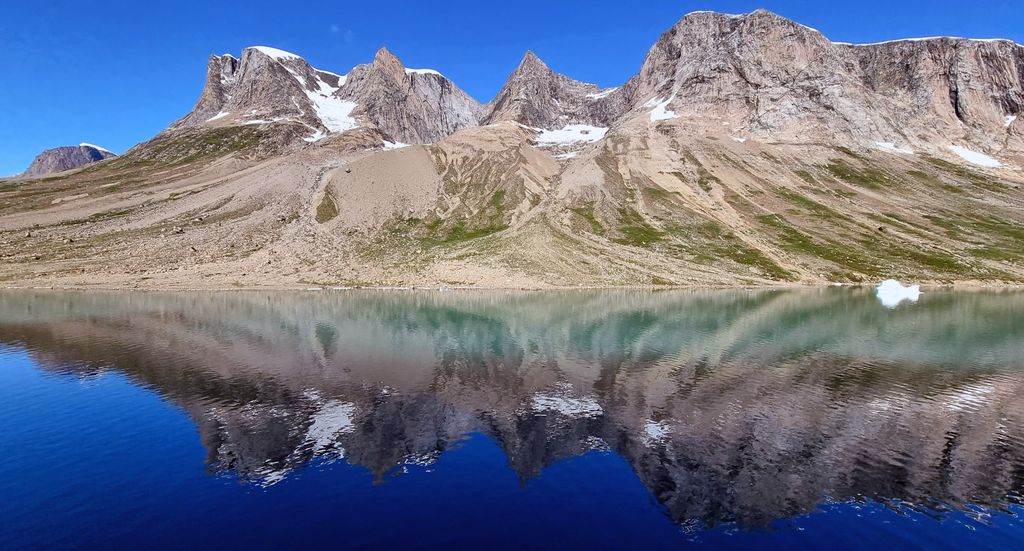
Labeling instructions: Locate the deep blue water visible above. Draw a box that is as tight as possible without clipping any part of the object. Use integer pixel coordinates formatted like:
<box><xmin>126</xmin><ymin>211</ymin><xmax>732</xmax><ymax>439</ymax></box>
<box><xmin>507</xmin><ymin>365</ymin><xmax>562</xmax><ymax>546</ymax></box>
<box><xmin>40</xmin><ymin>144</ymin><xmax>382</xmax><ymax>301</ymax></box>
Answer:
<box><xmin>1</xmin><ymin>289</ymin><xmax>1023</xmax><ymax>549</ymax></box>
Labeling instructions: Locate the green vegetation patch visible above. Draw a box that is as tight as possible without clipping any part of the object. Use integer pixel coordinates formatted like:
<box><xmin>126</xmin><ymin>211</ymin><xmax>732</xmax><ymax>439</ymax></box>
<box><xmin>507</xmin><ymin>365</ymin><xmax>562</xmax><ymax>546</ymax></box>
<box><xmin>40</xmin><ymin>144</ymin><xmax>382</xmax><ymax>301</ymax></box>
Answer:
<box><xmin>824</xmin><ymin>159</ymin><xmax>893</xmax><ymax>190</ymax></box>
<box><xmin>611</xmin><ymin>207</ymin><xmax>664</xmax><ymax>247</ymax></box>
<box><xmin>570</xmin><ymin>205</ymin><xmax>606</xmax><ymax>235</ymax></box>
<box><xmin>315</xmin><ymin>190</ymin><xmax>339</xmax><ymax>223</ymax></box>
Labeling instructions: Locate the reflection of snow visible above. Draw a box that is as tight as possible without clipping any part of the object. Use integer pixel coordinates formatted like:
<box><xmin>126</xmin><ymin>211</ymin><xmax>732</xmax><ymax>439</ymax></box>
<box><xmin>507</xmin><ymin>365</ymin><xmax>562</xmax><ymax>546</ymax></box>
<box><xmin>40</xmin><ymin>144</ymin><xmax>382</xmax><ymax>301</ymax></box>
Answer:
<box><xmin>530</xmin><ymin>383</ymin><xmax>603</xmax><ymax>418</ymax></box>
<box><xmin>944</xmin><ymin>383</ymin><xmax>994</xmax><ymax>413</ymax></box>
<box><xmin>305</xmin><ymin>399</ymin><xmax>356</xmax><ymax>452</ymax></box>
<box><xmin>642</xmin><ymin>420</ymin><xmax>671</xmax><ymax>447</ymax></box>
<box><xmin>875</xmin><ymin>279</ymin><xmax>921</xmax><ymax>308</ymax></box>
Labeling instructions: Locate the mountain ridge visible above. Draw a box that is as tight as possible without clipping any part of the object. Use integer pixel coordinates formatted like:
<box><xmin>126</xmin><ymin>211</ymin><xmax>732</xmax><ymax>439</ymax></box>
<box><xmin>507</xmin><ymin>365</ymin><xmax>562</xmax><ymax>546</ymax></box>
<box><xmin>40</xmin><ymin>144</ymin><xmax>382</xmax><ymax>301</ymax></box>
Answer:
<box><xmin>2</xmin><ymin>9</ymin><xmax>1023</xmax><ymax>289</ymax></box>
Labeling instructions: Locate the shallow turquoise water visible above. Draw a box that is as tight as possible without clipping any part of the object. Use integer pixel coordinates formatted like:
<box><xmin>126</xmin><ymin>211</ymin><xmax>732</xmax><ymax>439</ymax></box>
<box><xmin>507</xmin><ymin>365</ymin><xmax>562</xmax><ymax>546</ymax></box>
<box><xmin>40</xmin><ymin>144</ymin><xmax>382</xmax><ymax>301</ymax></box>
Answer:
<box><xmin>1</xmin><ymin>289</ymin><xmax>1022</xmax><ymax>549</ymax></box>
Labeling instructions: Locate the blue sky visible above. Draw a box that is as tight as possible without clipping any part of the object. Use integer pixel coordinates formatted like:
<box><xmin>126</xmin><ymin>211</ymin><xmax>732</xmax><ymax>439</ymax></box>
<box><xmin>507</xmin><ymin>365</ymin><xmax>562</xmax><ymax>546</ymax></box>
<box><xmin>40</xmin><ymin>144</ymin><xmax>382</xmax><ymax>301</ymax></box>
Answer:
<box><xmin>2</xmin><ymin>0</ymin><xmax>1022</xmax><ymax>176</ymax></box>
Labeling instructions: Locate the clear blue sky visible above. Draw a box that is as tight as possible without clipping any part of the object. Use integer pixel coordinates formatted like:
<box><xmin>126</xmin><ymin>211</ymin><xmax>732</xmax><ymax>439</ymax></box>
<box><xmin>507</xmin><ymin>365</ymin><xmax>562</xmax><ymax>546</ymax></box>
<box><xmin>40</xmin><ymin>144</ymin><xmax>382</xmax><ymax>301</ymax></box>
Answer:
<box><xmin>2</xmin><ymin>0</ymin><xmax>1022</xmax><ymax>175</ymax></box>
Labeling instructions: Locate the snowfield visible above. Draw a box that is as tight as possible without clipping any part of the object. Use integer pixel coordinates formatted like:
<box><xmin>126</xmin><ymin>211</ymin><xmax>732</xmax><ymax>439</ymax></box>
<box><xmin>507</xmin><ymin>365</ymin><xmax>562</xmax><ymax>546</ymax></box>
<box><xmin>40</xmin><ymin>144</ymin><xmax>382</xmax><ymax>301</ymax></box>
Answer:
<box><xmin>647</xmin><ymin>97</ymin><xmax>678</xmax><ymax>121</ymax></box>
<box><xmin>948</xmin><ymin>145</ymin><xmax>1001</xmax><ymax>168</ymax></box>
<box><xmin>875</xmin><ymin>142</ymin><xmax>914</xmax><ymax>155</ymax></box>
<box><xmin>535</xmin><ymin>124</ymin><xmax>608</xmax><ymax>144</ymax></box>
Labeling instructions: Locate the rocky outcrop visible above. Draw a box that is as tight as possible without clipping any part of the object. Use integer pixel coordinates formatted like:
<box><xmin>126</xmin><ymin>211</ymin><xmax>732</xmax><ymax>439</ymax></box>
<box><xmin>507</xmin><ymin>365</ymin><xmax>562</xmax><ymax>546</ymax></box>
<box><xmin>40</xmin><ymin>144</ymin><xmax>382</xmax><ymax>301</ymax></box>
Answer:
<box><xmin>21</xmin><ymin>144</ymin><xmax>116</xmax><ymax>177</ymax></box>
<box><xmin>171</xmin><ymin>46</ymin><xmax>482</xmax><ymax>145</ymax></box>
<box><xmin>623</xmin><ymin>10</ymin><xmax>1024</xmax><ymax>152</ymax></box>
<box><xmin>482</xmin><ymin>51</ymin><xmax>626</xmax><ymax>129</ymax></box>
<box><xmin>338</xmin><ymin>48</ymin><xmax>484</xmax><ymax>144</ymax></box>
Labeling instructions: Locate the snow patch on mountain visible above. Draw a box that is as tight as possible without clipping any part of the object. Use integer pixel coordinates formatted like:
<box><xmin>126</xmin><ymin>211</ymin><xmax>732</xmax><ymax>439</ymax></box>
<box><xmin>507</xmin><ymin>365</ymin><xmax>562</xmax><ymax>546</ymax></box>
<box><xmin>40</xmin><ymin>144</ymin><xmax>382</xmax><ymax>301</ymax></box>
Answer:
<box><xmin>585</xmin><ymin>87</ymin><xmax>618</xmax><ymax>100</ymax></box>
<box><xmin>648</xmin><ymin>97</ymin><xmax>678</xmax><ymax>121</ymax></box>
<box><xmin>1007</xmin><ymin>115</ymin><xmax>1018</xmax><ymax>128</ymax></box>
<box><xmin>875</xmin><ymin>142</ymin><xmax>914</xmax><ymax>155</ymax></box>
<box><xmin>535</xmin><ymin>124</ymin><xmax>608</xmax><ymax>144</ymax></box>
<box><xmin>405</xmin><ymin>68</ymin><xmax>443</xmax><ymax>77</ymax></box>
<box><xmin>252</xmin><ymin>46</ymin><xmax>301</xmax><ymax>61</ymax></box>
<box><xmin>79</xmin><ymin>143</ymin><xmax>113</xmax><ymax>154</ymax></box>
<box><xmin>948</xmin><ymin>145</ymin><xmax>1001</xmax><ymax>168</ymax></box>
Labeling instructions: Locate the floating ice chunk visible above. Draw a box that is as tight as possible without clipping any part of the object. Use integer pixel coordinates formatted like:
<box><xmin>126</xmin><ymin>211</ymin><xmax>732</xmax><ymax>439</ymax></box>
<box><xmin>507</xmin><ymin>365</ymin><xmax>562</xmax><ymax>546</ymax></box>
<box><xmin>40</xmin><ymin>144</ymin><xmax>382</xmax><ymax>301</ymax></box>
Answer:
<box><xmin>948</xmin><ymin>145</ymin><xmax>1001</xmax><ymax>168</ymax></box>
<box><xmin>535</xmin><ymin>124</ymin><xmax>608</xmax><ymax>144</ymax></box>
<box><xmin>875</xmin><ymin>279</ymin><xmax>921</xmax><ymax>308</ymax></box>
<box><xmin>875</xmin><ymin>142</ymin><xmax>914</xmax><ymax>155</ymax></box>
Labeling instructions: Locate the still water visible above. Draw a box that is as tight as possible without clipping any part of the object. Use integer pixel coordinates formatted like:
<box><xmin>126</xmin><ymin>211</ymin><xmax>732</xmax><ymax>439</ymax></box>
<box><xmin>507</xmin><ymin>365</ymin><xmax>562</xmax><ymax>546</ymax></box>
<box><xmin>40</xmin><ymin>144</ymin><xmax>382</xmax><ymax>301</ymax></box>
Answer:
<box><xmin>1</xmin><ymin>289</ymin><xmax>1023</xmax><ymax>549</ymax></box>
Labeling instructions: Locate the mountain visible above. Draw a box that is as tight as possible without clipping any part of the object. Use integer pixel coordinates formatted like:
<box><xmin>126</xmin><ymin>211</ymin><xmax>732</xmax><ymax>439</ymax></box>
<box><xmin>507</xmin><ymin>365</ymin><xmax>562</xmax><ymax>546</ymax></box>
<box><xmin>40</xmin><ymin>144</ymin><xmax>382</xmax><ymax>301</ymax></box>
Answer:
<box><xmin>1</xmin><ymin>9</ymin><xmax>1023</xmax><ymax>289</ymax></box>
<box><xmin>20</xmin><ymin>143</ymin><xmax>116</xmax><ymax>177</ymax></box>
<box><xmin>169</xmin><ymin>45</ymin><xmax>481</xmax><ymax>145</ymax></box>
<box><xmin>482</xmin><ymin>51</ymin><xmax>627</xmax><ymax>129</ymax></box>
<box><xmin>618</xmin><ymin>9</ymin><xmax>1024</xmax><ymax>153</ymax></box>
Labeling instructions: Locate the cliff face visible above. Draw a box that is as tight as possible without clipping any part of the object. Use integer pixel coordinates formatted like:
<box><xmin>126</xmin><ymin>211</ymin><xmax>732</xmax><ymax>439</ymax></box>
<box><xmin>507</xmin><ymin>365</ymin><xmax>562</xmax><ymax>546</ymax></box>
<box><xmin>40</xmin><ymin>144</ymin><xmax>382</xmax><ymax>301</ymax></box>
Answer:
<box><xmin>481</xmin><ymin>51</ymin><xmax>626</xmax><ymax>130</ymax></box>
<box><xmin>622</xmin><ymin>10</ymin><xmax>1024</xmax><ymax>151</ymax></box>
<box><xmin>21</xmin><ymin>144</ymin><xmax>116</xmax><ymax>177</ymax></box>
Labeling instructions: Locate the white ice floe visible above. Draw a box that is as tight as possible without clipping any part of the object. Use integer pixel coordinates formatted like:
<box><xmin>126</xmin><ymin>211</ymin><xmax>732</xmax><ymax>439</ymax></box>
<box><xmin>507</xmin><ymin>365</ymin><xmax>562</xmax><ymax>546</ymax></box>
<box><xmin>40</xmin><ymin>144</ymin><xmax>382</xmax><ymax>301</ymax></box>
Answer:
<box><xmin>948</xmin><ymin>145</ymin><xmax>1001</xmax><ymax>168</ymax></box>
<box><xmin>535</xmin><ymin>124</ymin><xmax>608</xmax><ymax>144</ymax></box>
<box><xmin>585</xmin><ymin>87</ymin><xmax>618</xmax><ymax>100</ymax></box>
<box><xmin>251</xmin><ymin>45</ymin><xmax>301</xmax><ymax>61</ymax></box>
<box><xmin>875</xmin><ymin>142</ymin><xmax>914</xmax><ymax>155</ymax></box>
<box><xmin>647</xmin><ymin>97</ymin><xmax>678</xmax><ymax>121</ymax></box>
<box><xmin>1007</xmin><ymin>115</ymin><xmax>1018</xmax><ymax>128</ymax></box>
<box><xmin>206</xmin><ymin>111</ymin><xmax>231</xmax><ymax>122</ymax></box>
<box><xmin>79</xmin><ymin>142</ymin><xmax>113</xmax><ymax>153</ymax></box>
<box><xmin>875</xmin><ymin>279</ymin><xmax>922</xmax><ymax>308</ymax></box>
<box><xmin>530</xmin><ymin>384</ymin><xmax>603</xmax><ymax>418</ymax></box>
<box><xmin>405</xmin><ymin>68</ymin><xmax>443</xmax><ymax>77</ymax></box>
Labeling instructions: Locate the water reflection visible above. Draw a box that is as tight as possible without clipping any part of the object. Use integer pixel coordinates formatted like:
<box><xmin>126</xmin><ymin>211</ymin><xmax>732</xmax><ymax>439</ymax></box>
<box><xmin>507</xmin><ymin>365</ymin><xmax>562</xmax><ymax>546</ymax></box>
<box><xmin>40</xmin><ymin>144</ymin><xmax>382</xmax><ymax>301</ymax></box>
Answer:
<box><xmin>1</xmin><ymin>288</ymin><xmax>1023</xmax><ymax>529</ymax></box>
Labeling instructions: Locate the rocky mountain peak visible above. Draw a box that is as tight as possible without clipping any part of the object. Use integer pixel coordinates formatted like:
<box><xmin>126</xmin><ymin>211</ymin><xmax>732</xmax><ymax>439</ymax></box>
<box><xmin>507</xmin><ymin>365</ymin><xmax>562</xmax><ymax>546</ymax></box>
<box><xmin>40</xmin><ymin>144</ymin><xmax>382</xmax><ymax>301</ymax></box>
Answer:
<box><xmin>21</xmin><ymin>144</ymin><xmax>117</xmax><ymax>178</ymax></box>
<box><xmin>482</xmin><ymin>51</ymin><xmax>625</xmax><ymax>131</ymax></box>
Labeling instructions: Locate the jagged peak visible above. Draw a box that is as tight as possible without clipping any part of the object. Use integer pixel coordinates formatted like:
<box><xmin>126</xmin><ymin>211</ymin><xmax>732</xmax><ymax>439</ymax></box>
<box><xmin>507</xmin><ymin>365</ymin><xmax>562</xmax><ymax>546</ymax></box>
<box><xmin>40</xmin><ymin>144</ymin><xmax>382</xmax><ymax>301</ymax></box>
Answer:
<box><xmin>514</xmin><ymin>50</ymin><xmax>550</xmax><ymax>74</ymax></box>
<box><xmin>373</xmin><ymin>47</ymin><xmax>401</xmax><ymax>65</ymax></box>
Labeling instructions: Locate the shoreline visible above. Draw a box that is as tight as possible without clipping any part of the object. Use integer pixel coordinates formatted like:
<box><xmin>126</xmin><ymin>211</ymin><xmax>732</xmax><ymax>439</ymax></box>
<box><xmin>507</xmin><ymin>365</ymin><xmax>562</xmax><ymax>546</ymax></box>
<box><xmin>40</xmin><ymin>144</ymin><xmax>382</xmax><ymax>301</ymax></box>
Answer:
<box><xmin>2</xmin><ymin>281</ymin><xmax>1023</xmax><ymax>293</ymax></box>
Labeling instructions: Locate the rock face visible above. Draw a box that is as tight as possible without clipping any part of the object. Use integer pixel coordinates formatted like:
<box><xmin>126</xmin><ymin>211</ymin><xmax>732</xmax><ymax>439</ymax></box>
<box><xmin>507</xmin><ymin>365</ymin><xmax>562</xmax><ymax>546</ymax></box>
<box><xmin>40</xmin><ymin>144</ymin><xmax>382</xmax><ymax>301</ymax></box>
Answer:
<box><xmin>21</xmin><ymin>144</ymin><xmax>116</xmax><ymax>177</ymax></box>
<box><xmin>171</xmin><ymin>46</ymin><xmax>482</xmax><ymax>144</ymax></box>
<box><xmin>339</xmin><ymin>48</ymin><xmax>484</xmax><ymax>144</ymax></box>
<box><xmin>622</xmin><ymin>10</ymin><xmax>1024</xmax><ymax>151</ymax></box>
<box><xmin>481</xmin><ymin>51</ymin><xmax>626</xmax><ymax>129</ymax></box>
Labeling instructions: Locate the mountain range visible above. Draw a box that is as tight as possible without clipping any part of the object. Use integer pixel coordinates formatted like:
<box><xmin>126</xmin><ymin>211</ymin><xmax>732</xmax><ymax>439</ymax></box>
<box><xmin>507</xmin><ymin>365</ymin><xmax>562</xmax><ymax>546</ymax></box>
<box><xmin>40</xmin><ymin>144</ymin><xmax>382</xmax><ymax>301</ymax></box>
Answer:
<box><xmin>1</xmin><ymin>9</ymin><xmax>1023</xmax><ymax>288</ymax></box>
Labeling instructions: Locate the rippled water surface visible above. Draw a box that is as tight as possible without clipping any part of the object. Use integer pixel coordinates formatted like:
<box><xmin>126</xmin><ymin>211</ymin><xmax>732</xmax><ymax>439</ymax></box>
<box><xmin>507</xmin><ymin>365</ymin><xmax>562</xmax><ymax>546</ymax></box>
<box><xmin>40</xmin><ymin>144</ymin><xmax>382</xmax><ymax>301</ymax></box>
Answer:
<box><xmin>2</xmin><ymin>289</ymin><xmax>1023</xmax><ymax>549</ymax></box>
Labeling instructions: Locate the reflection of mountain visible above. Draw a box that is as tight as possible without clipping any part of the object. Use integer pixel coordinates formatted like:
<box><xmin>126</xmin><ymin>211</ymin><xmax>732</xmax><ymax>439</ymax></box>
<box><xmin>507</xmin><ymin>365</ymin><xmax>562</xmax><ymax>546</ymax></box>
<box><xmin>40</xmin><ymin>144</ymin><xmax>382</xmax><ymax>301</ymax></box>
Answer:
<box><xmin>1</xmin><ymin>290</ymin><xmax>1023</xmax><ymax>528</ymax></box>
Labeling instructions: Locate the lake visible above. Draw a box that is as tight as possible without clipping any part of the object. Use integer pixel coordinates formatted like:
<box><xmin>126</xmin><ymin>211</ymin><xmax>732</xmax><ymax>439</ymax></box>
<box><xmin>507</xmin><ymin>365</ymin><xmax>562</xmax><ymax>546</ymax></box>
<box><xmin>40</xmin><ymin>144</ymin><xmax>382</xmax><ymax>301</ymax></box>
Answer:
<box><xmin>1</xmin><ymin>289</ymin><xmax>1023</xmax><ymax>549</ymax></box>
